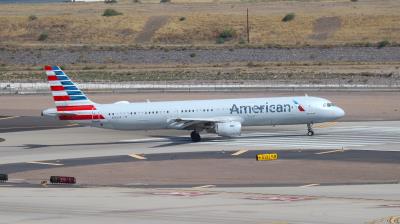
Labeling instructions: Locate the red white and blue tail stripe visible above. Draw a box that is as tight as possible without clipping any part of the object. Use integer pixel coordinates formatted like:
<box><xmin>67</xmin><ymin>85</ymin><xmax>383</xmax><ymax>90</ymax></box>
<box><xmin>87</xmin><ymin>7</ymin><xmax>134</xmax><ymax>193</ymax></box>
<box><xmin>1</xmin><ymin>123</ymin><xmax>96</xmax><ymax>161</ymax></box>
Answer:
<box><xmin>44</xmin><ymin>65</ymin><xmax>104</xmax><ymax>121</ymax></box>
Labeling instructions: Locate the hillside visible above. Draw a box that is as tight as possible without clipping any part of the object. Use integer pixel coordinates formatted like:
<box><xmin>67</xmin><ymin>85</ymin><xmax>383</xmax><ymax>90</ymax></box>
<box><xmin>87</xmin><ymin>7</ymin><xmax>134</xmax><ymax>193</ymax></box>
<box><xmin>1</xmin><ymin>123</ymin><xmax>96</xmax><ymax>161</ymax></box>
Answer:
<box><xmin>0</xmin><ymin>0</ymin><xmax>399</xmax><ymax>47</ymax></box>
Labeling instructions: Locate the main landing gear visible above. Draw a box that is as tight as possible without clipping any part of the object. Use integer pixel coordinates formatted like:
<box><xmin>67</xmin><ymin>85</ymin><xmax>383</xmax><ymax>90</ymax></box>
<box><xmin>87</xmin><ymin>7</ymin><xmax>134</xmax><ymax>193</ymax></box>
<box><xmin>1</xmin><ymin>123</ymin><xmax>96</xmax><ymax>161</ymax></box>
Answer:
<box><xmin>307</xmin><ymin>123</ymin><xmax>314</xmax><ymax>136</ymax></box>
<box><xmin>190</xmin><ymin>130</ymin><xmax>201</xmax><ymax>142</ymax></box>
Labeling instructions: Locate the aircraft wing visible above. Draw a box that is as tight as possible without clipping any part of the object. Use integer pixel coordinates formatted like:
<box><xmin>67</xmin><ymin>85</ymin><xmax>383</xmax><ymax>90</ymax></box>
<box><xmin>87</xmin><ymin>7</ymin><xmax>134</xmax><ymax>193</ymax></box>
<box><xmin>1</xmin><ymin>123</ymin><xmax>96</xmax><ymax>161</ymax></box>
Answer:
<box><xmin>167</xmin><ymin>116</ymin><xmax>241</xmax><ymax>130</ymax></box>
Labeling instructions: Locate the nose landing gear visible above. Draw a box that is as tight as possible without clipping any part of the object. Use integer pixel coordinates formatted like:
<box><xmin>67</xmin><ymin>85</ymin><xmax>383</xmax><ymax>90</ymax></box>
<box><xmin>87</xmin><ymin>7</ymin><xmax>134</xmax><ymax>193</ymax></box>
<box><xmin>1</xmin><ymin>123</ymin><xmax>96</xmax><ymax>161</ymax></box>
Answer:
<box><xmin>307</xmin><ymin>123</ymin><xmax>314</xmax><ymax>136</ymax></box>
<box><xmin>190</xmin><ymin>130</ymin><xmax>201</xmax><ymax>142</ymax></box>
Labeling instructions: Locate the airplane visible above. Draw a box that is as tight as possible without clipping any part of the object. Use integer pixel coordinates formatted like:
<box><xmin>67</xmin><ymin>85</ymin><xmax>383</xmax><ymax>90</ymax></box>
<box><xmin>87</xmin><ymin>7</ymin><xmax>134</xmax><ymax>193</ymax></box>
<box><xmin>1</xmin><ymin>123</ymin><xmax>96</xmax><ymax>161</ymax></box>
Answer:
<box><xmin>41</xmin><ymin>65</ymin><xmax>345</xmax><ymax>142</ymax></box>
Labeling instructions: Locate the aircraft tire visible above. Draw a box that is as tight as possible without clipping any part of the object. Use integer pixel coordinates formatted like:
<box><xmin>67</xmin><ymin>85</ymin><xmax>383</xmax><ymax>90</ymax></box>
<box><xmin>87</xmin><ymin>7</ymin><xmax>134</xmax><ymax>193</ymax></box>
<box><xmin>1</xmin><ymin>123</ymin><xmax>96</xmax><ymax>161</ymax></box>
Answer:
<box><xmin>190</xmin><ymin>131</ymin><xmax>201</xmax><ymax>142</ymax></box>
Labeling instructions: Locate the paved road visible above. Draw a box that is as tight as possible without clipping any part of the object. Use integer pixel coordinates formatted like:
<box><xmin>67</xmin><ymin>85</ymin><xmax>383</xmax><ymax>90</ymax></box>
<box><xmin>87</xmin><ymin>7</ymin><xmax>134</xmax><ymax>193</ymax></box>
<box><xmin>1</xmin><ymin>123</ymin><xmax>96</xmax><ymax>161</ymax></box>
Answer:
<box><xmin>0</xmin><ymin>116</ymin><xmax>76</xmax><ymax>133</ymax></box>
<box><xmin>2</xmin><ymin>149</ymin><xmax>400</xmax><ymax>175</ymax></box>
<box><xmin>1</xmin><ymin>120</ymin><xmax>400</xmax><ymax>164</ymax></box>
<box><xmin>0</xmin><ymin>185</ymin><xmax>399</xmax><ymax>224</ymax></box>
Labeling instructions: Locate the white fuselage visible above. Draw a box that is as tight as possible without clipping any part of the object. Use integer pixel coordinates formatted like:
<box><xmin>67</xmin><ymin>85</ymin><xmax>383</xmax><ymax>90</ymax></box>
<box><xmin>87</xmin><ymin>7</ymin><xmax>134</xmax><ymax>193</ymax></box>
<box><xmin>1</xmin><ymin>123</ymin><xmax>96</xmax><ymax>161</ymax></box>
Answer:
<box><xmin>82</xmin><ymin>96</ymin><xmax>344</xmax><ymax>130</ymax></box>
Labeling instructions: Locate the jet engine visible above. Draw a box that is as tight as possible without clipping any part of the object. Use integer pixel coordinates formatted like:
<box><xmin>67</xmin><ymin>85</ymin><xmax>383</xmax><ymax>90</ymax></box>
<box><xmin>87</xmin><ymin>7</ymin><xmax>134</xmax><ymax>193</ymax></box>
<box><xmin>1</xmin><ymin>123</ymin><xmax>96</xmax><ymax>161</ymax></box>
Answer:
<box><xmin>215</xmin><ymin>121</ymin><xmax>241</xmax><ymax>137</ymax></box>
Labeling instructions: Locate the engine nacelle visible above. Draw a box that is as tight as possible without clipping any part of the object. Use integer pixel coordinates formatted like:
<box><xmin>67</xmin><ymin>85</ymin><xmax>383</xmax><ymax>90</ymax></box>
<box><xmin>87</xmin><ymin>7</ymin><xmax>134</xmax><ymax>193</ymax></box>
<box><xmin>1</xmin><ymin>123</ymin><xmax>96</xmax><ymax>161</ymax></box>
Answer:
<box><xmin>215</xmin><ymin>121</ymin><xmax>241</xmax><ymax>137</ymax></box>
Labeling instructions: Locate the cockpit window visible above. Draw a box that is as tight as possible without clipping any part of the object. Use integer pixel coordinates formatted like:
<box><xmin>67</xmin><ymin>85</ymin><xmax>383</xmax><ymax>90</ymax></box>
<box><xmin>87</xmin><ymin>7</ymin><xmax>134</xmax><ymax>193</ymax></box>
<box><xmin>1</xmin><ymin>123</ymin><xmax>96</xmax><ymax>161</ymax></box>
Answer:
<box><xmin>323</xmin><ymin>102</ymin><xmax>336</xmax><ymax>107</ymax></box>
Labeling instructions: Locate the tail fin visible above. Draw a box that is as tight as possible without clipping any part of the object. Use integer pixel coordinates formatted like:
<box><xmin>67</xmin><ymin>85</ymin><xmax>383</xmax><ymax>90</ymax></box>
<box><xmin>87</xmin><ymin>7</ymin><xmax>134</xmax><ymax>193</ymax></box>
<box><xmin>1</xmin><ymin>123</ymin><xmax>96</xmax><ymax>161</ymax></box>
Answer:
<box><xmin>44</xmin><ymin>65</ymin><xmax>104</xmax><ymax>121</ymax></box>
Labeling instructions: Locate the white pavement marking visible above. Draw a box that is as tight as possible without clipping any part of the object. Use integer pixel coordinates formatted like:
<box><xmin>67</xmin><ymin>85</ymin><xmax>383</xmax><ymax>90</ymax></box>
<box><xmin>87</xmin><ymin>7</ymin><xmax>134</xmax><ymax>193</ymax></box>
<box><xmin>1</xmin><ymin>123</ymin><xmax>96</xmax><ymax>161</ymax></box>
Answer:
<box><xmin>315</xmin><ymin>149</ymin><xmax>345</xmax><ymax>155</ymax></box>
<box><xmin>231</xmin><ymin>149</ymin><xmax>248</xmax><ymax>156</ymax></box>
<box><xmin>192</xmin><ymin>185</ymin><xmax>216</xmax><ymax>189</ymax></box>
<box><xmin>198</xmin><ymin>125</ymin><xmax>400</xmax><ymax>150</ymax></box>
<box><xmin>7</xmin><ymin>179</ymin><xmax>26</xmax><ymax>183</ymax></box>
<box><xmin>120</xmin><ymin>138</ymin><xmax>166</xmax><ymax>143</ymax></box>
<box><xmin>27</xmin><ymin>161</ymin><xmax>64</xmax><ymax>166</ymax></box>
<box><xmin>300</xmin><ymin>183</ymin><xmax>320</xmax><ymax>187</ymax></box>
<box><xmin>129</xmin><ymin>154</ymin><xmax>147</xmax><ymax>160</ymax></box>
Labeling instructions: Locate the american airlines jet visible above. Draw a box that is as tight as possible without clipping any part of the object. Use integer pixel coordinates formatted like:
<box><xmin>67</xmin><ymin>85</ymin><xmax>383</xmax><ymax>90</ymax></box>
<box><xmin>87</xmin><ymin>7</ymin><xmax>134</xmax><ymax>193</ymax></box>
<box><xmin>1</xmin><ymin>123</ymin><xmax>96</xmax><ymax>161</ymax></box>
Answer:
<box><xmin>42</xmin><ymin>66</ymin><xmax>345</xmax><ymax>142</ymax></box>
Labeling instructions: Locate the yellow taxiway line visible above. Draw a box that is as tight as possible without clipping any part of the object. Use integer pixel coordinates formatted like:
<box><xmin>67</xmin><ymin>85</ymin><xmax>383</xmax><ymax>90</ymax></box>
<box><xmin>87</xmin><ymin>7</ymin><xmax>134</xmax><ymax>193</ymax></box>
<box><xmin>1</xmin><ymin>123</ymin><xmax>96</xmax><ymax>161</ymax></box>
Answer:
<box><xmin>389</xmin><ymin>216</ymin><xmax>400</xmax><ymax>224</ymax></box>
<box><xmin>129</xmin><ymin>154</ymin><xmax>147</xmax><ymax>160</ymax></box>
<box><xmin>0</xmin><ymin>116</ymin><xmax>19</xmax><ymax>120</ymax></box>
<box><xmin>315</xmin><ymin>122</ymin><xmax>337</xmax><ymax>129</ymax></box>
<box><xmin>231</xmin><ymin>149</ymin><xmax>248</xmax><ymax>156</ymax></box>
<box><xmin>0</xmin><ymin>123</ymin><xmax>79</xmax><ymax>130</ymax></box>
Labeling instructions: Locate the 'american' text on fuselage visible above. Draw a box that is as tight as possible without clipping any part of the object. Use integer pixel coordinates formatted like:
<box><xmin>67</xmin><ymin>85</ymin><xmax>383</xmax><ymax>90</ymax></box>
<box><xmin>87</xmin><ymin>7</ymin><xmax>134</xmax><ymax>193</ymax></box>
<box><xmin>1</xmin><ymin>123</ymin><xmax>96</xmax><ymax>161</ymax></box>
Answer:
<box><xmin>230</xmin><ymin>103</ymin><xmax>292</xmax><ymax>114</ymax></box>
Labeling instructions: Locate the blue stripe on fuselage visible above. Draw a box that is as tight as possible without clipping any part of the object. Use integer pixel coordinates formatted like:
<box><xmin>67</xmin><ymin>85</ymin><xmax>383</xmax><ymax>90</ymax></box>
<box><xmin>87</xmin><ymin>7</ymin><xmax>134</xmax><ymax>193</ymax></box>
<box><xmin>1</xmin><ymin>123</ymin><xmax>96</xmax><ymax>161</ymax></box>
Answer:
<box><xmin>63</xmin><ymin>86</ymin><xmax>78</xmax><ymax>91</ymax></box>
<box><xmin>67</xmin><ymin>91</ymin><xmax>83</xmax><ymax>95</ymax></box>
<box><xmin>52</xmin><ymin>66</ymin><xmax>61</xmax><ymax>71</ymax></box>
<box><xmin>54</xmin><ymin>71</ymin><xmax>65</xmax><ymax>76</ymax></box>
<box><xmin>69</xmin><ymin>96</ymin><xmax>87</xmax><ymax>101</ymax></box>
<box><xmin>56</xmin><ymin>76</ymin><xmax>69</xmax><ymax>81</ymax></box>
<box><xmin>60</xmin><ymin>81</ymin><xmax>74</xmax><ymax>86</ymax></box>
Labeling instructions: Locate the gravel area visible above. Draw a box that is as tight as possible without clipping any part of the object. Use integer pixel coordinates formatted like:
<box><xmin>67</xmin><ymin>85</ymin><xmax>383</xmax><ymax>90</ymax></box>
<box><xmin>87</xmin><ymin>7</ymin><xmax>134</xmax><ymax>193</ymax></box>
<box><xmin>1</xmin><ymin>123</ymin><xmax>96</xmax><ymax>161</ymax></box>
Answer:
<box><xmin>1</xmin><ymin>47</ymin><xmax>400</xmax><ymax>65</ymax></box>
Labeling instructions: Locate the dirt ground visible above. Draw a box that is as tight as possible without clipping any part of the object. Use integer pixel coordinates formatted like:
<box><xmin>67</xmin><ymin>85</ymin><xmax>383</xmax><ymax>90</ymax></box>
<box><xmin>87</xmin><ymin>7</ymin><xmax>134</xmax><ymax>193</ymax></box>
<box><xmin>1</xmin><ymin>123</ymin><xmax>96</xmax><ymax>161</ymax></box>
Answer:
<box><xmin>11</xmin><ymin>158</ymin><xmax>400</xmax><ymax>186</ymax></box>
<box><xmin>0</xmin><ymin>0</ymin><xmax>399</xmax><ymax>46</ymax></box>
<box><xmin>0</xmin><ymin>91</ymin><xmax>399</xmax><ymax>121</ymax></box>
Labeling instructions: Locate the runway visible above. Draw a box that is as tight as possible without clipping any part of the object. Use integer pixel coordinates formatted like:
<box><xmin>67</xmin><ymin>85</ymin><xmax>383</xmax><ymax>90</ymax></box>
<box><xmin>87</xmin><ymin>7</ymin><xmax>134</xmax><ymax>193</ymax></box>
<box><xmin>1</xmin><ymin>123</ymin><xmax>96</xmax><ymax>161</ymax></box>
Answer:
<box><xmin>1</xmin><ymin>119</ymin><xmax>400</xmax><ymax>164</ymax></box>
<box><xmin>1</xmin><ymin>117</ymin><xmax>400</xmax><ymax>223</ymax></box>
<box><xmin>0</xmin><ymin>184</ymin><xmax>399</xmax><ymax>224</ymax></box>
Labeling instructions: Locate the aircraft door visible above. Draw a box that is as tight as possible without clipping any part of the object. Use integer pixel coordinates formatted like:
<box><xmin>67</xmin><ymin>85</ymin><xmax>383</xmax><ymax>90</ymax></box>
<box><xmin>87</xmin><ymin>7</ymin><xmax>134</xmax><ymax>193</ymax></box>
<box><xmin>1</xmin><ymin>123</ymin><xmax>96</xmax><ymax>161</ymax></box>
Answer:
<box><xmin>306</xmin><ymin>104</ymin><xmax>316</xmax><ymax>116</ymax></box>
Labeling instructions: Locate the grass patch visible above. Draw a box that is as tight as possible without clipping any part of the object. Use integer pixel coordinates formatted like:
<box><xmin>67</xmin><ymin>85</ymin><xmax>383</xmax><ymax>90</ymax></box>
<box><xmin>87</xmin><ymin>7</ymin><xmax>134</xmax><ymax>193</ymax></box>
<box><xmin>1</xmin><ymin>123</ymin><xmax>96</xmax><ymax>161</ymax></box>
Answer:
<box><xmin>219</xmin><ymin>27</ymin><xmax>235</xmax><ymax>40</ymax></box>
<box><xmin>102</xmin><ymin>9</ymin><xmax>123</xmax><ymax>17</ymax></box>
<box><xmin>216</xmin><ymin>27</ymin><xmax>236</xmax><ymax>43</ymax></box>
<box><xmin>377</xmin><ymin>40</ymin><xmax>390</xmax><ymax>48</ymax></box>
<box><xmin>282</xmin><ymin>13</ymin><xmax>295</xmax><ymax>22</ymax></box>
<box><xmin>29</xmin><ymin>15</ymin><xmax>37</xmax><ymax>21</ymax></box>
<box><xmin>38</xmin><ymin>32</ymin><xmax>48</xmax><ymax>41</ymax></box>
<box><xmin>216</xmin><ymin>37</ymin><xmax>225</xmax><ymax>44</ymax></box>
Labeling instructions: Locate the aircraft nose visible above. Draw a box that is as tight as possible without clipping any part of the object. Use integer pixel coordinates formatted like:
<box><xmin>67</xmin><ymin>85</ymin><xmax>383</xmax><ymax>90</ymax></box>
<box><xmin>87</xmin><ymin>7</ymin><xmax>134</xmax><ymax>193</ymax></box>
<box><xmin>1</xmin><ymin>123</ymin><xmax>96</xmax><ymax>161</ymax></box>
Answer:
<box><xmin>336</xmin><ymin>107</ymin><xmax>345</xmax><ymax>118</ymax></box>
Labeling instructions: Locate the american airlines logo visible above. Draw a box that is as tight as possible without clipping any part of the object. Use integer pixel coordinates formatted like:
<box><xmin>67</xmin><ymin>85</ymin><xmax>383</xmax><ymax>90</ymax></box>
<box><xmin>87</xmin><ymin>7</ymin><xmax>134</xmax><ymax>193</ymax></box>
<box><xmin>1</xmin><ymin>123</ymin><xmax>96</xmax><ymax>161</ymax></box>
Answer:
<box><xmin>230</xmin><ymin>103</ymin><xmax>292</xmax><ymax>114</ymax></box>
<box><xmin>230</xmin><ymin>100</ymin><xmax>306</xmax><ymax>114</ymax></box>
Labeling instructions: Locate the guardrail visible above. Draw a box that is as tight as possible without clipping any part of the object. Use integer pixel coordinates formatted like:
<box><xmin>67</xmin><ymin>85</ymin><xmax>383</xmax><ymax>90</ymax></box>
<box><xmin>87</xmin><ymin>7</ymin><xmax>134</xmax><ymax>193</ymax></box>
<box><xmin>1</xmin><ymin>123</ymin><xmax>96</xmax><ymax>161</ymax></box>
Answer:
<box><xmin>1</xmin><ymin>82</ymin><xmax>400</xmax><ymax>94</ymax></box>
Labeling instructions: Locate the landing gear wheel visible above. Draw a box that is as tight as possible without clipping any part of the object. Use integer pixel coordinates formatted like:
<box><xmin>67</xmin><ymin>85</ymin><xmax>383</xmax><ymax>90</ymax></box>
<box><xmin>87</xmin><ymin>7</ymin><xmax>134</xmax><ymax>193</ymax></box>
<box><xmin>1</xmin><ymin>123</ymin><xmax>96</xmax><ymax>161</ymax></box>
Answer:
<box><xmin>307</xmin><ymin>123</ymin><xmax>314</xmax><ymax>136</ymax></box>
<box><xmin>190</xmin><ymin>131</ymin><xmax>201</xmax><ymax>142</ymax></box>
